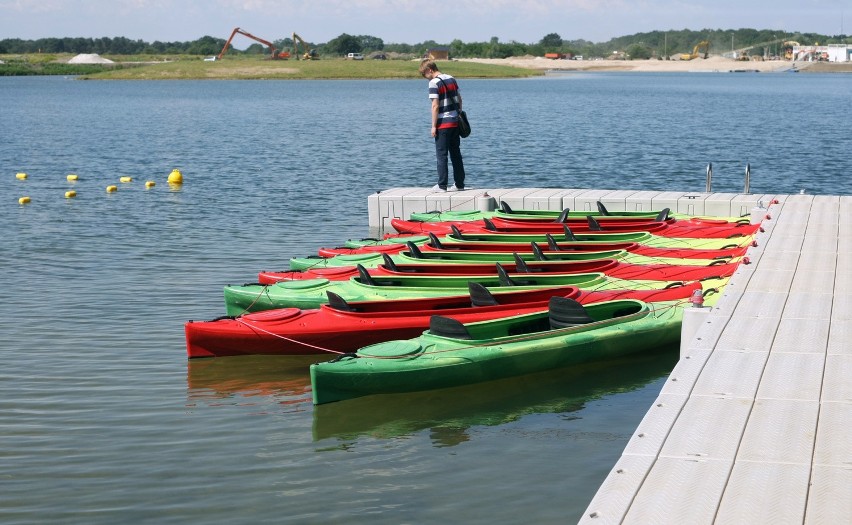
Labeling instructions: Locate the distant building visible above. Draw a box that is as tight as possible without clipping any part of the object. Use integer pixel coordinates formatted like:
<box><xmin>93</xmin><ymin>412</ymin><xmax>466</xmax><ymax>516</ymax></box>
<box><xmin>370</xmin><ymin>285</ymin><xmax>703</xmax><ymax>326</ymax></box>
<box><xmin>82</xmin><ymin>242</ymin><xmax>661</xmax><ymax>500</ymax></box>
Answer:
<box><xmin>792</xmin><ymin>44</ymin><xmax>852</xmax><ymax>62</ymax></box>
<box><xmin>426</xmin><ymin>47</ymin><xmax>450</xmax><ymax>61</ymax></box>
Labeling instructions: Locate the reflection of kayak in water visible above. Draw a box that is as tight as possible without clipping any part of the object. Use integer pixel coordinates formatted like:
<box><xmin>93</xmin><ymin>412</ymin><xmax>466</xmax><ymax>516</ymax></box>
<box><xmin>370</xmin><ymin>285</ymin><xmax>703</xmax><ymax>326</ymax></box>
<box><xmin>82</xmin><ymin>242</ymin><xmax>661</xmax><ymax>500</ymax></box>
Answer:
<box><xmin>186</xmin><ymin>355</ymin><xmax>315</xmax><ymax>405</ymax></box>
<box><xmin>312</xmin><ymin>348</ymin><xmax>677</xmax><ymax>444</ymax></box>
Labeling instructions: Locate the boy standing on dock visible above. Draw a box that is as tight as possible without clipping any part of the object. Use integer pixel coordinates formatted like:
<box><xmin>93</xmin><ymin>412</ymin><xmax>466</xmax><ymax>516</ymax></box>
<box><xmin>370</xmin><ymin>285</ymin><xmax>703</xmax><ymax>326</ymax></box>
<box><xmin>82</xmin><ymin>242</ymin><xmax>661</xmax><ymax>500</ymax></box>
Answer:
<box><xmin>419</xmin><ymin>59</ymin><xmax>466</xmax><ymax>192</ymax></box>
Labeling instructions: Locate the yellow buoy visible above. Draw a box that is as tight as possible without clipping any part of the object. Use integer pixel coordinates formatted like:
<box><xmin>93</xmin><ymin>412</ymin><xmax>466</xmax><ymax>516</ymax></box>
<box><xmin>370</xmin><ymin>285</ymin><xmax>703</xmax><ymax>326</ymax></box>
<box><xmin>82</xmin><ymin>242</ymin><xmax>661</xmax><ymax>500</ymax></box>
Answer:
<box><xmin>145</xmin><ymin>180</ymin><xmax>156</xmax><ymax>188</ymax></box>
<box><xmin>16</xmin><ymin>172</ymin><xmax>28</xmax><ymax>180</ymax></box>
<box><xmin>119</xmin><ymin>176</ymin><xmax>132</xmax><ymax>183</ymax></box>
<box><xmin>167</xmin><ymin>169</ymin><xmax>183</xmax><ymax>184</ymax></box>
<box><xmin>106</xmin><ymin>185</ymin><xmax>118</xmax><ymax>193</ymax></box>
<box><xmin>19</xmin><ymin>196</ymin><xmax>31</xmax><ymax>204</ymax></box>
<box><xmin>65</xmin><ymin>190</ymin><xmax>77</xmax><ymax>199</ymax></box>
<box><xmin>67</xmin><ymin>174</ymin><xmax>79</xmax><ymax>181</ymax></box>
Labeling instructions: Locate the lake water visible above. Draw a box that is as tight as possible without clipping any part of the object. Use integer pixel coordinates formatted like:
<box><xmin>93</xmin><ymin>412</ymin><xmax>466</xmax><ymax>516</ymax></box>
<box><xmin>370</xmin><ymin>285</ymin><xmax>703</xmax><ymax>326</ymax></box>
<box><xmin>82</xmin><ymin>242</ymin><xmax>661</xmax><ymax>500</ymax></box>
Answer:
<box><xmin>1</xmin><ymin>72</ymin><xmax>850</xmax><ymax>524</ymax></box>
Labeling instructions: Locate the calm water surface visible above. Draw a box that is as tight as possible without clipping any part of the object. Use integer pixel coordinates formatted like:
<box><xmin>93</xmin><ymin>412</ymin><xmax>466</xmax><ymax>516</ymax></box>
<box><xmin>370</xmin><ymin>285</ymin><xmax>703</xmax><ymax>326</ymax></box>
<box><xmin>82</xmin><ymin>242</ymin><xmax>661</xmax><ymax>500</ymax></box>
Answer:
<box><xmin>1</xmin><ymin>73</ymin><xmax>850</xmax><ymax>524</ymax></box>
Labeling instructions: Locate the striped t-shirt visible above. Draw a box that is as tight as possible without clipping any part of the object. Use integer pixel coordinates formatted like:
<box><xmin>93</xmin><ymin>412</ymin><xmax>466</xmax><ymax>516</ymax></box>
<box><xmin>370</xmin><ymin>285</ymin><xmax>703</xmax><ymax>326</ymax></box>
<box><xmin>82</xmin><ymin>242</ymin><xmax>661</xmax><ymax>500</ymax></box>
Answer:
<box><xmin>428</xmin><ymin>74</ymin><xmax>461</xmax><ymax>129</ymax></box>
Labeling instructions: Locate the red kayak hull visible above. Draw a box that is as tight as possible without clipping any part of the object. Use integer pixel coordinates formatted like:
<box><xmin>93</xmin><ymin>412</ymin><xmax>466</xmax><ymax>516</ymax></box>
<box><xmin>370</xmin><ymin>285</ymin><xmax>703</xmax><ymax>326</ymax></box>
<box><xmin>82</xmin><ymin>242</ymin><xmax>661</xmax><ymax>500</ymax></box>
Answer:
<box><xmin>390</xmin><ymin>217</ymin><xmax>761</xmax><ymax>239</ymax></box>
<box><xmin>316</xmin><ymin>240</ymin><xmax>750</xmax><ymax>260</ymax></box>
<box><xmin>185</xmin><ymin>283</ymin><xmax>701</xmax><ymax>358</ymax></box>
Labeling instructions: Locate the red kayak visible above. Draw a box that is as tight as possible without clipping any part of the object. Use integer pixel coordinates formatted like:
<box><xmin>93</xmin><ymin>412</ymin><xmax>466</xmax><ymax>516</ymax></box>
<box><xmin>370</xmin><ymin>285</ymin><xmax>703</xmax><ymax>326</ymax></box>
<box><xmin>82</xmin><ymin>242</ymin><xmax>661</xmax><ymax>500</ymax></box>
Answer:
<box><xmin>258</xmin><ymin>255</ymin><xmax>738</xmax><ymax>284</ymax></box>
<box><xmin>184</xmin><ymin>282</ymin><xmax>705</xmax><ymax>358</ymax></box>
<box><xmin>317</xmin><ymin>236</ymin><xmax>751</xmax><ymax>261</ymax></box>
<box><xmin>390</xmin><ymin>216</ymin><xmax>761</xmax><ymax>239</ymax></box>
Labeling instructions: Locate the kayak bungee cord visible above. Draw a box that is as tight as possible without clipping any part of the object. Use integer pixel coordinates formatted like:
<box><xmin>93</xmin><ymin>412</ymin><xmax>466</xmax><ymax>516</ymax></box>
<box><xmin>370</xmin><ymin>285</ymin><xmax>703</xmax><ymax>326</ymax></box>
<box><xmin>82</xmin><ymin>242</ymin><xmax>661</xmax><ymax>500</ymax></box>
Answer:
<box><xmin>233</xmin><ymin>318</ymin><xmax>347</xmax><ymax>354</ymax></box>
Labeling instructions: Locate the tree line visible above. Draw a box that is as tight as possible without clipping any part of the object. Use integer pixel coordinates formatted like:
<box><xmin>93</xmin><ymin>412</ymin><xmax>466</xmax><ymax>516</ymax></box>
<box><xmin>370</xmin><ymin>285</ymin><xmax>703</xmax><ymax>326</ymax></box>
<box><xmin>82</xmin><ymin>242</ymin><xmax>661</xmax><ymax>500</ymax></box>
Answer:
<box><xmin>1</xmin><ymin>28</ymin><xmax>847</xmax><ymax>59</ymax></box>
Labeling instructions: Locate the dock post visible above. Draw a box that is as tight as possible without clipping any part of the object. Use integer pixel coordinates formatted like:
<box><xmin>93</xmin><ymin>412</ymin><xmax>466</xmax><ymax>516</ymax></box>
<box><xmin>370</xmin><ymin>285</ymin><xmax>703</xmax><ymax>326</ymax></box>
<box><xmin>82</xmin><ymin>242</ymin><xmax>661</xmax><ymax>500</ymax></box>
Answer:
<box><xmin>705</xmin><ymin>163</ymin><xmax>712</xmax><ymax>192</ymax></box>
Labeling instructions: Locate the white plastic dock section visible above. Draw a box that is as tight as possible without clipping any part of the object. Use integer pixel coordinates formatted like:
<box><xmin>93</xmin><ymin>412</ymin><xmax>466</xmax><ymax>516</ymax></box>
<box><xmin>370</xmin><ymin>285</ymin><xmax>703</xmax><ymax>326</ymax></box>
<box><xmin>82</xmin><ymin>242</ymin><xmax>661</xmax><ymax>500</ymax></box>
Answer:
<box><xmin>578</xmin><ymin>194</ymin><xmax>851</xmax><ymax>525</ymax></box>
<box><xmin>367</xmin><ymin>187</ymin><xmax>775</xmax><ymax>229</ymax></box>
<box><xmin>369</xmin><ymin>188</ymin><xmax>851</xmax><ymax>525</ymax></box>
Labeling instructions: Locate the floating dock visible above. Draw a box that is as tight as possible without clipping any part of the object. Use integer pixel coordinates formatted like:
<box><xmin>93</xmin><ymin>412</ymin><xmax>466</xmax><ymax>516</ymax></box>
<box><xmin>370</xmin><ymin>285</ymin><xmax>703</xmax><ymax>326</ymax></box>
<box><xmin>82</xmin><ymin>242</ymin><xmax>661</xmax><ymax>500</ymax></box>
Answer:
<box><xmin>370</xmin><ymin>188</ymin><xmax>851</xmax><ymax>524</ymax></box>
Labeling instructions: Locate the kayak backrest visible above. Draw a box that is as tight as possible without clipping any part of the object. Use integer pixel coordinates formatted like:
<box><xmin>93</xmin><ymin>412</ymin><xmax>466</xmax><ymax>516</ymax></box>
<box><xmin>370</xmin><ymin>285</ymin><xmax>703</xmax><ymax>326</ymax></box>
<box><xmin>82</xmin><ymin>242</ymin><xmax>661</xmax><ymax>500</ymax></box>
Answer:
<box><xmin>563</xmin><ymin>224</ymin><xmax>578</xmax><ymax>241</ymax></box>
<box><xmin>356</xmin><ymin>264</ymin><xmax>377</xmax><ymax>286</ymax></box>
<box><xmin>450</xmin><ymin>224</ymin><xmax>465</xmax><ymax>239</ymax></box>
<box><xmin>428</xmin><ymin>232</ymin><xmax>444</xmax><ymax>249</ymax></box>
<box><xmin>596</xmin><ymin>201</ymin><xmax>610</xmax><ymax>216</ymax></box>
<box><xmin>326</xmin><ymin>291</ymin><xmax>356</xmax><ymax>312</ymax></box>
<box><xmin>405</xmin><ymin>241</ymin><xmax>424</xmax><ymax>259</ymax></box>
<box><xmin>555</xmin><ymin>208</ymin><xmax>570</xmax><ymax>223</ymax></box>
<box><xmin>656</xmin><ymin>208</ymin><xmax>670</xmax><ymax>221</ymax></box>
<box><xmin>546</xmin><ymin>233</ymin><xmax>561</xmax><ymax>251</ymax></box>
<box><xmin>513</xmin><ymin>253</ymin><xmax>531</xmax><ymax>273</ymax></box>
<box><xmin>531</xmin><ymin>242</ymin><xmax>549</xmax><ymax>261</ymax></box>
<box><xmin>469</xmin><ymin>282</ymin><xmax>499</xmax><ymax>307</ymax></box>
<box><xmin>429</xmin><ymin>315</ymin><xmax>472</xmax><ymax>339</ymax></box>
<box><xmin>549</xmin><ymin>297</ymin><xmax>595</xmax><ymax>330</ymax></box>
<box><xmin>587</xmin><ymin>216</ymin><xmax>602</xmax><ymax>231</ymax></box>
<box><xmin>500</xmin><ymin>201</ymin><xmax>513</xmax><ymax>213</ymax></box>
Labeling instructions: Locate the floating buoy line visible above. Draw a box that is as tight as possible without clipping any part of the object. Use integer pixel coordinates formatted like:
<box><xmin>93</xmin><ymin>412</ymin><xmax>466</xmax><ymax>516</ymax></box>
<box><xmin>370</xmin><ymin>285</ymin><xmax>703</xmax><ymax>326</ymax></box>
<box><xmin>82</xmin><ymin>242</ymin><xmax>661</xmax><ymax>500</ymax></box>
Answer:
<box><xmin>13</xmin><ymin>169</ymin><xmax>184</xmax><ymax>205</ymax></box>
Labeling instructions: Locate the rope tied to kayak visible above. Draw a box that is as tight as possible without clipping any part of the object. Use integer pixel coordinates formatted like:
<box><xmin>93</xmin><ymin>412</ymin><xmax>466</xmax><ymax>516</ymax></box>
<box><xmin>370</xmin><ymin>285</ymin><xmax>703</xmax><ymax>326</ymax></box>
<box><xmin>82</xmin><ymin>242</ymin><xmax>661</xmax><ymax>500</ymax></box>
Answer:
<box><xmin>234</xmin><ymin>316</ymin><xmax>347</xmax><ymax>354</ymax></box>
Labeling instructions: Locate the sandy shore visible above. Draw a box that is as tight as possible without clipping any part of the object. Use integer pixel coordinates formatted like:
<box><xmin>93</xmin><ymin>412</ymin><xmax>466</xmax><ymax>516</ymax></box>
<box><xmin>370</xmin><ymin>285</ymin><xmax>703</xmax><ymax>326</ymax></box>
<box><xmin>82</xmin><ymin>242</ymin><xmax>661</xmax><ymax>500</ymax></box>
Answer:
<box><xmin>460</xmin><ymin>55</ymin><xmax>852</xmax><ymax>73</ymax></box>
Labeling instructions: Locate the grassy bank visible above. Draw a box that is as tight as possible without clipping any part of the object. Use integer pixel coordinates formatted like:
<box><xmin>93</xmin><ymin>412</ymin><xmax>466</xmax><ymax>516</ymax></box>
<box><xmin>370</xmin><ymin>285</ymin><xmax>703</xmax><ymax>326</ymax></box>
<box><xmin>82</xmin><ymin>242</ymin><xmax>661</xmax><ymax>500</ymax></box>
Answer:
<box><xmin>78</xmin><ymin>57</ymin><xmax>541</xmax><ymax>80</ymax></box>
<box><xmin>0</xmin><ymin>53</ymin><xmax>540</xmax><ymax>79</ymax></box>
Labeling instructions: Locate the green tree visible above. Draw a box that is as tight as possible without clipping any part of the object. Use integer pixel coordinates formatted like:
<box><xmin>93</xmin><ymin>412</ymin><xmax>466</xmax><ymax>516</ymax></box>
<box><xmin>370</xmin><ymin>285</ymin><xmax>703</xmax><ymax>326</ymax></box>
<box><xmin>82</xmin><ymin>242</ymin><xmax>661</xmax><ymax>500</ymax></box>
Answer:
<box><xmin>539</xmin><ymin>32</ymin><xmax>563</xmax><ymax>50</ymax></box>
<box><xmin>324</xmin><ymin>33</ymin><xmax>362</xmax><ymax>56</ymax></box>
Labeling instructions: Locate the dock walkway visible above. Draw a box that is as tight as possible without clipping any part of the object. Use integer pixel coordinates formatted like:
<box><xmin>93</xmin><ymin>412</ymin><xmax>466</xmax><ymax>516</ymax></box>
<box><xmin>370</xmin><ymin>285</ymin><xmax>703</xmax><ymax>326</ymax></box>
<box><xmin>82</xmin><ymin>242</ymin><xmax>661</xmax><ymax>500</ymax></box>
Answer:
<box><xmin>369</xmin><ymin>188</ymin><xmax>851</xmax><ymax>524</ymax></box>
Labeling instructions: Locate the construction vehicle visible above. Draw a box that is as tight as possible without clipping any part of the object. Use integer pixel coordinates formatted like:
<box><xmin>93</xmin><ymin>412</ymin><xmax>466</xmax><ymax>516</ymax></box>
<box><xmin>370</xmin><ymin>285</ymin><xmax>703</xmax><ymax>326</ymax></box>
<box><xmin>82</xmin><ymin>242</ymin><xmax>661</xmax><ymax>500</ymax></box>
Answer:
<box><xmin>216</xmin><ymin>27</ymin><xmax>290</xmax><ymax>60</ymax></box>
<box><xmin>783</xmin><ymin>41</ymin><xmax>800</xmax><ymax>60</ymax></box>
<box><xmin>292</xmin><ymin>33</ymin><xmax>319</xmax><ymax>60</ymax></box>
<box><xmin>680</xmin><ymin>41</ymin><xmax>710</xmax><ymax>60</ymax></box>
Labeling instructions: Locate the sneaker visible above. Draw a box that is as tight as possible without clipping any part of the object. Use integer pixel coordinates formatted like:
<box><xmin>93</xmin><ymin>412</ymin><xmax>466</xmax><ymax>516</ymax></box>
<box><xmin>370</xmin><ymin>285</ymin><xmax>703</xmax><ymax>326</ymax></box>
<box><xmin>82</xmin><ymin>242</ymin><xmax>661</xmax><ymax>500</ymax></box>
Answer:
<box><xmin>430</xmin><ymin>184</ymin><xmax>446</xmax><ymax>192</ymax></box>
<box><xmin>448</xmin><ymin>185</ymin><xmax>459</xmax><ymax>192</ymax></box>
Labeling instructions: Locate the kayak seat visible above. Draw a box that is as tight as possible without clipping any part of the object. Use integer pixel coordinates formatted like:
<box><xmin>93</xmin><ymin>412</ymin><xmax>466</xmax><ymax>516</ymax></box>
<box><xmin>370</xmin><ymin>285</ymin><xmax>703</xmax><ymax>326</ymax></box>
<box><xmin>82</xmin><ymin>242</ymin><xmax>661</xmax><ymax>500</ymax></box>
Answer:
<box><xmin>655</xmin><ymin>208</ymin><xmax>670</xmax><ymax>221</ymax></box>
<box><xmin>483</xmin><ymin>218</ymin><xmax>498</xmax><ymax>231</ymax></box>
<box><xmin>450</xmin><ymin>224</ymin><xmax>466</xmax><ymax>240</ymax></box>
<box><xmin>381</xmin><ymin>253</ymin><xmax>413</xmax><ymax>273</ymax></box>
<box><xmin>428</xmin><ymin>232</ymin><xmax>444</xmax><ymax>249</ymax></box>
<box><xmin>405</xmin><ymin>241</ymin><xmax>424</xmax><ymax>259</ymax></box>
<box><xmin>429</xmin><ymin>315</ymin><xmax>472</xmax><ymax>339</ymax></box>
<box><xmin>496</xmin><ymin>263</ymin><xmax>535</xmax><ymax>287</ymax></box>
<box><xmin>554</xmin><ymin>208</ymin><xmax>571</xmax><ymax>223</ymax></box>
<box><xmin>531</xmin><ymin>242</ymin><xmax>549</xmax><ymax>261</ymax></box>
<box><xmin>549</xmin><ymin>297</ymin><xmax>595</xmax><ymax>330</ymax></box>
<box><xmin>469</xmin><ymin>282</ymin><xmax>499</xmax><ymax>307</ymax></box>
<box><xmin>500</xmin><ymin>201</ymin><xmax>513</xmax><ymax>213</ymax></box>
<box><xmin>356</xmin><ymin>264</ymin><xmax>378</xmax><ymax>286</ymax></box>
<box><xmin>326</xmin><ymin>291</ymin><xmax>357</xmax><ymax>312</ymax></box>
<box><xmin>587</xmin><ymin>216</ymin><xmax>603</xmax><ymax>231</ymax></box>
<box><xmin>546</xmin><ymin>233</ymin><xmax>562</xmax><ymax>251</ymax></box>
<box><xmin>596</xmin><ymin>201</ymin><xmax>610</xmax><ymax>216</ymax></box>
<box><xmin>563</xmin><ymin>224</ymin><xmax>578</xmax><ymax>241</ymax></box>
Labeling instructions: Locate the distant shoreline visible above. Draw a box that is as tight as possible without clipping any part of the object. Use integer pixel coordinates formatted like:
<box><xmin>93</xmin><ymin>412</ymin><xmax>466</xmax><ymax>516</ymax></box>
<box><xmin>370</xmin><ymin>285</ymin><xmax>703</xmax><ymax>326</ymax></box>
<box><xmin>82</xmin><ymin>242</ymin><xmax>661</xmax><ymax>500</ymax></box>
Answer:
<box><xmin>459</xmin><ymin>56</ymin><xmax>852</xmax><ymax>74</ymax></box>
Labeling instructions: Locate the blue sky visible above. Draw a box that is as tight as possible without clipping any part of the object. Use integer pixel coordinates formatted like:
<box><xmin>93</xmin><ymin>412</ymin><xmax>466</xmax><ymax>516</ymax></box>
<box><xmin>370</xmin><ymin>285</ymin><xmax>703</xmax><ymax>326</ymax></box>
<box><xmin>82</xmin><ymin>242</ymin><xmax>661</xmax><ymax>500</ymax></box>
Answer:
<box><xmin>1</xmin><ymin>0</ymin><xmax>848</xmax><ymax>46</ymax></box>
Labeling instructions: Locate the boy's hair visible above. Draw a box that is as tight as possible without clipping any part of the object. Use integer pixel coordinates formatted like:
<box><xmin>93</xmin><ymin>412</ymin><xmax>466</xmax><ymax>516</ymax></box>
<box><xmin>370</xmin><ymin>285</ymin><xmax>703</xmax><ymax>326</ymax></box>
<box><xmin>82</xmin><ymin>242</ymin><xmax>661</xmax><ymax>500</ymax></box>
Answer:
<box><xmin>419</xmin><ymin>59</ymin><xmax>438</xmax><ymax>77</ymax></box>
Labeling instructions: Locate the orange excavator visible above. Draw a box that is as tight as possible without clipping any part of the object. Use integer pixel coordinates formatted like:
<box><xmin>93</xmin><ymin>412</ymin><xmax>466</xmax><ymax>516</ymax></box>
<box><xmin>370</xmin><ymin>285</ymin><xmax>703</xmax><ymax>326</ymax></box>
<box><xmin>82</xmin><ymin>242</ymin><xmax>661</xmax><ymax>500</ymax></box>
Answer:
<box><xmin>216</xmin><ymin>27</ymin><xmax>290</xmax><ymax>60</ymax></box>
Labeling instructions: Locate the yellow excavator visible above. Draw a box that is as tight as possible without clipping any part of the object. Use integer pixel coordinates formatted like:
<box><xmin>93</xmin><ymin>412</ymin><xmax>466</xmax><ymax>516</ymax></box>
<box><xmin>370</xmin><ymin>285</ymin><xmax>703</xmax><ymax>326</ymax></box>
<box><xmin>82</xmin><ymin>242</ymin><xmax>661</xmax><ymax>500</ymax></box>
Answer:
<box><xmin>681</xmin><ymin>41</ymin><xmax>710</xmax><ymax>60</ymax></box>
<box><xmin>292</xmin><ymin>33</ymin><xmax>319</xmax><ymax>60</ymax></box>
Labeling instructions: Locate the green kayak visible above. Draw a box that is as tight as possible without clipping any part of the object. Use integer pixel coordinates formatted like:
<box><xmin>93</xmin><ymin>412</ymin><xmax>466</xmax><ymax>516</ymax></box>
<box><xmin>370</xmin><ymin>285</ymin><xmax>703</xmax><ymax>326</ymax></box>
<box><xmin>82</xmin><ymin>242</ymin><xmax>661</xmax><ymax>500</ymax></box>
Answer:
<box><xmin>408</xmin><ymin>201</ymin><xmax>743</xmax><ymax>223</ymax></box>
<box><xmin>310</xmin><ymin>297</ymin><xmax>684</xmax><ymax>404</ymax></box>
<box><xmin>289</xmin><ymin>247</ymin><xmax>730</xmax><ymax>272</ymax></box>
<box><xmin>224</xmin><ymin>268</ymin><xmax>728</xmax><ymax>315</ymax></box>
<box><xmin>341</xmin><ymin>229</ymin><xmax>752</xmax><ymax>251</ymax></box>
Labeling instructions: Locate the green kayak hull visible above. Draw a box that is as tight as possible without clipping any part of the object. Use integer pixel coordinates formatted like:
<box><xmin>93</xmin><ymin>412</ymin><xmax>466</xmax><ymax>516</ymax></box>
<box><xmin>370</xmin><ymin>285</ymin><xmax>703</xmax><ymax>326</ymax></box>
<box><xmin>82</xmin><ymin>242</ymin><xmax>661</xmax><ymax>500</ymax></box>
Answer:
<box><xmin>343</xmin><ymin>231</ymin><xmax>751</xmax><ymax>250</ymax></box>
<box><xmin>310</xmin><ymin>298</ymin><xmax>684</xmax><ymax>404</ymax></box>
<box><xmin>289</xmin><ymin>248</ymin><xmax>731</xmax><ymax>271</ymax></box>
<box><xmin>223</xmin><ymin>272</ymin><xmax>728</xmax><ymax>316</ymax></box>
